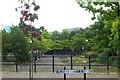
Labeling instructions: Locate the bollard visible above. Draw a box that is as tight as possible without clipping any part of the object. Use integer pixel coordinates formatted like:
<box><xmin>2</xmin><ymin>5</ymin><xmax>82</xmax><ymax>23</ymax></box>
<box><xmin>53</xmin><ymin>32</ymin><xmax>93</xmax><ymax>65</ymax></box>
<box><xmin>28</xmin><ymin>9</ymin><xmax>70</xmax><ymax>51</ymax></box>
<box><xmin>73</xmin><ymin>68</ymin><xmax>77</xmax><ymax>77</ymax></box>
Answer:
<box><xmin>52</xmin><ymin>54</ymin><xmax>54</xmax><ymax>73</ymax></box>
<box><xmin>84</xmin><ymin>67</ymin><xmax>86</xmax><ymax>80</ymax></box>
<box><xmin>64</xmin><ymin>67</ymin><xmax>66</xmax><ymax>80</ymax></box>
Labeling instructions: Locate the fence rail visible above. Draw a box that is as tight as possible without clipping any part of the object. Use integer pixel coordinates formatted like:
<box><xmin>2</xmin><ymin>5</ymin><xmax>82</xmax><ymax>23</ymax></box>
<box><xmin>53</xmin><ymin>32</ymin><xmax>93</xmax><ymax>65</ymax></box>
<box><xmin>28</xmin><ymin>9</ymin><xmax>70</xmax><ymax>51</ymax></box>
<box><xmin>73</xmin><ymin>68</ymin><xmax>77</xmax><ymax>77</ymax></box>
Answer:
<box><xmin>2</xmin><ymin>55</ymin><xmax>118</xmax><ymax>74</ymax></box>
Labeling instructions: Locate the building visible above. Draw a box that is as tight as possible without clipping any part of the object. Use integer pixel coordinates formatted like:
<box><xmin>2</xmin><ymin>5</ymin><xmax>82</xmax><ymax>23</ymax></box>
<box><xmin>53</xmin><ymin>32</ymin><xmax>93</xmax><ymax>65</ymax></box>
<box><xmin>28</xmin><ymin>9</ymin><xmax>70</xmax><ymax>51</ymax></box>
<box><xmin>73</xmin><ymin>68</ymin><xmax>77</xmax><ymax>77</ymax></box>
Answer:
<box><xmin>63</xmin><ymin>27</ymin><xmax>84</xmax><ymax>32</ymax></box>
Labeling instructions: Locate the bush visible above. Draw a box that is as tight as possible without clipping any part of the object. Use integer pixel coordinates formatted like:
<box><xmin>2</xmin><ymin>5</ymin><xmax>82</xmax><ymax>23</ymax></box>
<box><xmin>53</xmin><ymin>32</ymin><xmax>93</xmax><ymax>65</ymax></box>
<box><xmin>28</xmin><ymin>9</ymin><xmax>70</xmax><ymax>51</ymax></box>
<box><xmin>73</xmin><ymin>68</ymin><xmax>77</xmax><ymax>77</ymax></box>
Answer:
<box><xmin>83</xmin><ymin>51</ymin><xmax>97</xmax><ymax>57</ymax></box>
<box><xmin>109</xmin><ymin>56</ymin><xmax>118</xmax><ymax>66</ymax></box>
<box><xmin>68</xmin><ymin>58</ymin><xmax>88</xmax><ymax>64</ymax></box>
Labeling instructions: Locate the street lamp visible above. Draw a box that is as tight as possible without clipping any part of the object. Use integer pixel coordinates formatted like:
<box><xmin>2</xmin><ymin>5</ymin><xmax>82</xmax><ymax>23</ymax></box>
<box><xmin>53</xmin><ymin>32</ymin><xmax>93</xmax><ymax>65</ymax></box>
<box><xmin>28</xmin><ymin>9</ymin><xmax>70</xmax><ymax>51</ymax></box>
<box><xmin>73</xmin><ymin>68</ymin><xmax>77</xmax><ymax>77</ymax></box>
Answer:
<box><xmin>85</xmin><ymin>39</ymin><xmax>89</xmax><ymax>53</ymax></box>
<box><xmin>82</xmin><ymin>47</ymin><xmax>85</xmax><ymax>54</ymax></box>
<box><xmin>29</xmin><ymin>39</ymin><xmax>33</xmax><ymax>80</ymax></box>
<box><xmin>86</xmin><ymin>39</ymin><xmax>88</xmax><ymax>42</ymax></box>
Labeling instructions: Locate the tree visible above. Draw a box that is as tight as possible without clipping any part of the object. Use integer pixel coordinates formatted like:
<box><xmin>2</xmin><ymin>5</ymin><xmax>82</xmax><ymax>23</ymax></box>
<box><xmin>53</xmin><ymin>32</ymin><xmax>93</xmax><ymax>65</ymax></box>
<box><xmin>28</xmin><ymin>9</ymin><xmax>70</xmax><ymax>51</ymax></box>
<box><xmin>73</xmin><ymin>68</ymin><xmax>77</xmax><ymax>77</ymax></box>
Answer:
<box><xmin>71</xmin><ymin>33</ymin><xmax>86</xmax><ymax>54</ymax></box>
<box><xmin>2</xmin><ymin>29</ymin><xmax>11</xmax><ymax>60</ymax></box>
<box><xmin>10</xmin><ymin>27</ymin><xmax>30</xmax><ymax>63</ymax></box>
<box><xmin>76</xmin><ymin>1</ymin><xmax>120</xmax><ymax>55</ymax></box>
<box><xmin>59</xmin><ymin>30</ymin><xmax>70</xmax><ymax>40</ymax></box>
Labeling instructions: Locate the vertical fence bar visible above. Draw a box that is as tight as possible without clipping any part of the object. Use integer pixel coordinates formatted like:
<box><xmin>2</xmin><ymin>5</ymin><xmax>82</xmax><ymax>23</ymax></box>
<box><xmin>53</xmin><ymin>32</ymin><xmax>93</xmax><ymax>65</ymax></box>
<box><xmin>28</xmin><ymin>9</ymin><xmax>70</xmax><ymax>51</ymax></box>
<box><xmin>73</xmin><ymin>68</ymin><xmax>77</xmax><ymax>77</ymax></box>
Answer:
<box><xmin>64</xmin><ymin>67</ymin><xmax>66</xmax><ymax>80</ymax></box>
<box><xmin>16</xmin><ymin>63</ymin><xmax>18</xmax><ymax>72</ymax></box>
<box><xmin>29</xmin><ymin>63</ymin><xmax>31</xmax><ymax>80</ymax></box>
<box><xmin>71</xmin><ymin>53</ymin><xmax>73</xmax><ymax>70</ymax></box>
<box><xmin>89</xmin><ymin>55</ymin><xmax>91</xmax><ymax>69</ymax></box>
<box><xmin>107</xmin><ymin>55</ymin><xmax>109</xmax><ymax>74</ymax></box>
<box><xmin>107</xmin><ymin>55</ymin><xmax>109</xmax><ymax>70</ymax></box>
<box><xmin>34</xmin><ymin>57</ymin><xmax>37</xmax><ymax>73</ymax></box>
<box><xmin>84</xmin><ymin>67</ymin><xmax>86</xmax><ymax>80</ymax></box>
<box><xmin>52</xmin><ymin>54</ymin><xmax>54</xmax><ymax>73</ymax></box>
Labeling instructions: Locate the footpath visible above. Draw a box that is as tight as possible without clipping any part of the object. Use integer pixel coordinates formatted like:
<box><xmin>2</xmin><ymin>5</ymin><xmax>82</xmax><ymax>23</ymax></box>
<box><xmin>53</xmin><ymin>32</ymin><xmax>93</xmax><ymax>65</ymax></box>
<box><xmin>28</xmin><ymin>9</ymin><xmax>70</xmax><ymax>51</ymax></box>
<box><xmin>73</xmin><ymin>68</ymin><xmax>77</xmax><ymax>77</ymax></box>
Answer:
<box><xmin>2</xmin><ymin>72</ymin><xmax>119</xmax><ymax>80</ymax></box>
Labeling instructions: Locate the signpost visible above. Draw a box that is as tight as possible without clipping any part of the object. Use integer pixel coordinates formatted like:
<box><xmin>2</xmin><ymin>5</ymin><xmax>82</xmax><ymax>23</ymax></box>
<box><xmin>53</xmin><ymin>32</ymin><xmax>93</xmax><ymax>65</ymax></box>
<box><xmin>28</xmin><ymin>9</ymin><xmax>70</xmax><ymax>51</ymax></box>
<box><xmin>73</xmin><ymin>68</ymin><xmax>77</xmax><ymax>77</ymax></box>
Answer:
<box><xmin>56</xmin><ymin>67</ymin><xmax>92</xmax><ymax>80</ymax></box>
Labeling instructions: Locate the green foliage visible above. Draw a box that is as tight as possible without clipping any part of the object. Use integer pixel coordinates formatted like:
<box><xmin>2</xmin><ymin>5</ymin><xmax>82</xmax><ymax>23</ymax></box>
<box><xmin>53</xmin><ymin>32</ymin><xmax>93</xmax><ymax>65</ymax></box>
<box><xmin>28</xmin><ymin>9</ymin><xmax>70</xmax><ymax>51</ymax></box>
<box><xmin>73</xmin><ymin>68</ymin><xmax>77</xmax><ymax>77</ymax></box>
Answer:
<box><xmin>2</xmin><ymin>29</ymin><xmax>11</xmax><ymax>60</ymax></box>
<box><xmin>68</xmin><ymin>58</ymin><xmax>88</xmax><ymax>64</ymax></box>
<box><xmin>83</xmin><ymin>51</ymin><xmax>96</xmax><ymax>57</ymax></box>
<box><xmin>76</xmin><ymin>1</ymin><xmax>120</xmax><ymax>56</ymax></box>
<box><xmin>2</xmin><ymin>30</ymin><xmax>10</xmax><ymax>55</ymax></box>
<box><xmin>10</xmin><ymin>27</ymin><xmax>30</xmax><ymax>63</ymax></box>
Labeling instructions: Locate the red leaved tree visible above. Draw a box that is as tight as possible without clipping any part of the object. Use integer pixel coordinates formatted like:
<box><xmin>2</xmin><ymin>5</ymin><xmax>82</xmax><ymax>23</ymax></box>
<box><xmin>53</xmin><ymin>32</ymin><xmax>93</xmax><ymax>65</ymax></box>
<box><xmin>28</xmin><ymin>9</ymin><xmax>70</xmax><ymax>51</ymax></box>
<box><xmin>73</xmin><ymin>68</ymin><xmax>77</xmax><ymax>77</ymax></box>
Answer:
<box><xmin>15</xmin><ymin>0</ymin><xmax>42</xmax><ymax>41</ymax></box>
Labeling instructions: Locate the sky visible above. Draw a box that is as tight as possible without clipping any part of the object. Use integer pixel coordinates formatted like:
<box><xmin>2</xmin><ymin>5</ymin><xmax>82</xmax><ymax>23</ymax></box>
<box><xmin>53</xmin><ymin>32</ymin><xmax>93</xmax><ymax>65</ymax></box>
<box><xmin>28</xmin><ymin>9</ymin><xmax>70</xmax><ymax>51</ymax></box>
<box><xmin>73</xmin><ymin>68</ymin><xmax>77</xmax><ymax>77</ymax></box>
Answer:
<box><xmin>0</xmin><ymin>0</ymin><xmax>94</xmax><ymax>32</ymax></box>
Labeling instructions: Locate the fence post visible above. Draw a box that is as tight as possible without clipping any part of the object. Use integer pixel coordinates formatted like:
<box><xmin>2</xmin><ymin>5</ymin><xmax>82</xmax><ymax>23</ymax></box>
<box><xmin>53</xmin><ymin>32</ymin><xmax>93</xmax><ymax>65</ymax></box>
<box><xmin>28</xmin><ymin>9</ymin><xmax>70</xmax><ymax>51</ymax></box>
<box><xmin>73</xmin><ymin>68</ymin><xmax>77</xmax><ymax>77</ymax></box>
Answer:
<box><xmin>16</xmin><ymin>63</ymin><xmax>18</xmax><ymax>72</ymax></box>
<box><xmin>71</xmin><ymin>53</ymin><xmax>73</xmax><ymax>70</ymax></box>
<box><xmin>107</xmin><ymin>55</ymin><xmax>109</xmax><ymax>74</ymax></box>
<box><xmin>34</xmin><ymin>57</ymin><xmax>37</xmax><ymax>73</ymax></box>
<box><xmin>64</xmin><ymin>67</ymin><xmax>66</xmax><ymax>80</ymax></box>
<box><xmin>84</xmin><ymin>67</ymin><xmax>86</xmax><ymax>80</ymax></box>
<box><xmin>52</xmin><ymin>54</ymin><xmax>54</xmax><ymax>73</ymax></box>
<box><xmin>89</xmin><ymin>55</ymin><xmax>91</xmax><ymax>69</ymax></box>
<box><xmin>29</xmin><ymin>63</ymin><xmax>31</xmax><ymax>80</ymax></box>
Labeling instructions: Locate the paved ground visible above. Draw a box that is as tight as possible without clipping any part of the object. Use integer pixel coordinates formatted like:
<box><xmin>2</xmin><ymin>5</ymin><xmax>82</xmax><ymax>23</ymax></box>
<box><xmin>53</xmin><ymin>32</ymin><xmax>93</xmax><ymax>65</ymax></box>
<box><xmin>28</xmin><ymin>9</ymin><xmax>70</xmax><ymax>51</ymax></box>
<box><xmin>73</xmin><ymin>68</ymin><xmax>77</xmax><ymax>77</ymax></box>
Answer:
<box><xmin>2</xmin><ymin>72</ymin><xmax>118</xmax><ymax>78</ymax></box>
<box><xmin>1</xmin><ymin>78</ymin><xmax>119</xmax><ymax>80</ymax></box>
<box><xmin>2</xmin><ymin>56</ymin><xmax>120</xmax><ymax>80</ymax></box>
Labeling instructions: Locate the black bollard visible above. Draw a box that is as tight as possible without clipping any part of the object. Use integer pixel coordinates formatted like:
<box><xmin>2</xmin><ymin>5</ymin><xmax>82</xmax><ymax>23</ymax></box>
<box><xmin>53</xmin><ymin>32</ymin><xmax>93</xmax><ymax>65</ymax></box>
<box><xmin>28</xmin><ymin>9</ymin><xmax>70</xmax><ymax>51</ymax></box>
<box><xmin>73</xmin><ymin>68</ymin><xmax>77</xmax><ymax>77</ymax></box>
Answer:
<box><xmin>84</xmin><ymin>67</ymin><xmax>86</xmax><ymax>80</ymax></box>
<box><xmin>64</xmin><ymin>67</ymin><xmax>66</xmax><ymax>80</ymax></box>
<box><xmin>52</xmin><ymin>54</ymin><xmax>54</xmax><ymax>73</ymax></box>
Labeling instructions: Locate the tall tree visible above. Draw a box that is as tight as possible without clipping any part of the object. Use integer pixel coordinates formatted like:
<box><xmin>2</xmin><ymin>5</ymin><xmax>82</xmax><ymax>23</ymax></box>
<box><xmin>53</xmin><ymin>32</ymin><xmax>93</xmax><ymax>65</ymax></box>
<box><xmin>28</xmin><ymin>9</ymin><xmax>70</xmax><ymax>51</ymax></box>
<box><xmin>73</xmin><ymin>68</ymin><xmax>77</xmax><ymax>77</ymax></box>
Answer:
<box><xmin>76</xmin><ymin>1</ymin><xmax>120</xmax><ymax>55</ymax></box>
<box><xmin>2</xmin><ymin>30</ymin><xmax>11</xmax><ymax>60</ymax></box>
<box><xmin>10</xmin><ymin>27</ymin><xmax>30</xmax><ymax>63</ymax></box>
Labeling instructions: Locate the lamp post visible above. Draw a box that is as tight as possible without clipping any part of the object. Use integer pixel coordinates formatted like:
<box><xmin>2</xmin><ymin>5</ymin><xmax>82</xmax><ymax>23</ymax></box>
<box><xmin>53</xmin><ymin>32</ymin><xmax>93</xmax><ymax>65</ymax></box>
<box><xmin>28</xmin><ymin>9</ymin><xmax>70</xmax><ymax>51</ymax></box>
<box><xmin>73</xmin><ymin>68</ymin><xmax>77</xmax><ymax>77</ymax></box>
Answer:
<box><xmin>15</xmin><ymin>0</ymin><xmax>40</xmax><ymax>79</ymax></box>
<box><xmin>29</xmin><ymin>39</ymin><xmax>33</xmax><ymax>80</ymax></box>
<box><xmin>117</xmin><ymin>1</ymin><xmax>120</xmax><ymax>78</ymax></box>
<box><xmin>85</xmin><ymin>39</ymin><xmax>88</xmax><ymax>53</ymax></box>
<box><xmin>82</xmin><ymin>47</ymin><xmax>85</xmax><ymax>54</ymax></box>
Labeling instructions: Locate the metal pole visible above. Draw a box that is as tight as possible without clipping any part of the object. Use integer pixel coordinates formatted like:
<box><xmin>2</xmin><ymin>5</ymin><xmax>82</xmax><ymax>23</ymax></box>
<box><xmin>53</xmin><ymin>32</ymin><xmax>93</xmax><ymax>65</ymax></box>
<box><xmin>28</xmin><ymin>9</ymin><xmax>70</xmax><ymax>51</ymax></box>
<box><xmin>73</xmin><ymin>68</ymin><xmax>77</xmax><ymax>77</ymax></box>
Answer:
<box><xmin>34</xmin><ymin>57</ymin><xmax>37</xmax><ymax>73</ymax></box>
<box><xmin>16</xmin><ymin>63</ymin><xmax>18</xmax><ymax>72</ymax></box>
<box><xmin>52</xmin><ymin>54</ymin><xmax>54</xmax><ymax>73</ymax></box>
<box><xmin>29</xmin><ymin>38</ymin><xmax>33</xmax><ymax>80</ymax></box>
<box><xmin>107</xmin><ymin>55</ymin><xmax>109</xmax><ymax>74</ymax></box>
<box><xmin>71</xmin><ymin>52</ymin><xmax>73</xmax><ymax>70</ymax></box>
<box><xmin>89</xmin><ymin>55</ymin><xmax>91</xmax><ymax>69</ymax></box>
<box><xmin>117</xmin><ymin>2</ymin><xmax>120</xmax><ymax>79</ymax></box>
<box><xmin>31</xmin><ymin>38</ymin><xmax>33</xmax><ymax>80</ymax></box>
<box><xmin>84</xmin><ymin>67</ymin><xmax>86</xmax><ymax>80</ymax></box>
<box><xmin>64</xmin><ymin>67</ymin><xmax>66</xmax><ymax>80</ymax></box>
<box><xmin>29</xmin><ymin>63</ymin><xmax>31</xmax><ymax>80</ymax></box>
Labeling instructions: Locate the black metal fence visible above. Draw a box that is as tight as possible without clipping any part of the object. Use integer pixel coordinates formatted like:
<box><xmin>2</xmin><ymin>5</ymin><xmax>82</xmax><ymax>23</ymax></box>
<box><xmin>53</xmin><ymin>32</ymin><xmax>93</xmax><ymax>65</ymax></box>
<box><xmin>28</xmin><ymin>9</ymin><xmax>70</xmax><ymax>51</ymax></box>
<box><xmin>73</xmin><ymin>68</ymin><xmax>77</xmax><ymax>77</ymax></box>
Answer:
<box><xmin>2</xmin><ymin>55</ymin><xmax>118</xmax><ymax>74</ymax></box>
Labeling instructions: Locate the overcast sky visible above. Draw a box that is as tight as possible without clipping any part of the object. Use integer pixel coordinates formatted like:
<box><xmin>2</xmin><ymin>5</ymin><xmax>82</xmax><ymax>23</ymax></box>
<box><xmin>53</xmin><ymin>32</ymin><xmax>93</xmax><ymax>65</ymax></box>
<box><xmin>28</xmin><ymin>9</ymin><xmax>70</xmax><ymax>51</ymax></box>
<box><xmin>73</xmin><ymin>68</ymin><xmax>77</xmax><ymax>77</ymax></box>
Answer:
<box><xmin>0</xmin><ymin>0</ymin><xmax>94</xmax><ymax>32</ymax></box>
